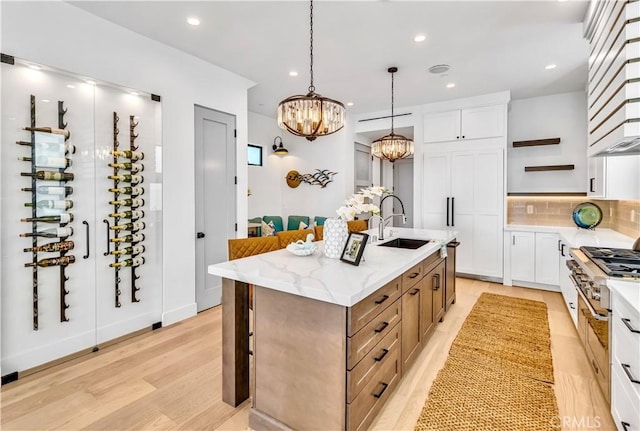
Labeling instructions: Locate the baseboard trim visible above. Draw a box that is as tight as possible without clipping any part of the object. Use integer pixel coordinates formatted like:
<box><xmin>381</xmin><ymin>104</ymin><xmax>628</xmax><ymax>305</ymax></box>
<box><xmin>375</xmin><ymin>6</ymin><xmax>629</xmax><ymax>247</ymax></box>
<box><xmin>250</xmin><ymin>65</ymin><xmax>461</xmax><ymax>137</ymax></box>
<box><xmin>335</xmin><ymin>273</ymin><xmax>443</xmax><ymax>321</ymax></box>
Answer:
<box><xmin>162</xmin><ymin>302</ymin><xmax>197</xmax><ymax>327</ymax></box>
<box><xmin>511</xmin><ymin>280</ymin><xmax>561</xmax><ymax>292</ymax></box>
<box><xmin>457</xmin><ymin>273</ymin><xmax>503</xmax><ymax>284</ymax></box>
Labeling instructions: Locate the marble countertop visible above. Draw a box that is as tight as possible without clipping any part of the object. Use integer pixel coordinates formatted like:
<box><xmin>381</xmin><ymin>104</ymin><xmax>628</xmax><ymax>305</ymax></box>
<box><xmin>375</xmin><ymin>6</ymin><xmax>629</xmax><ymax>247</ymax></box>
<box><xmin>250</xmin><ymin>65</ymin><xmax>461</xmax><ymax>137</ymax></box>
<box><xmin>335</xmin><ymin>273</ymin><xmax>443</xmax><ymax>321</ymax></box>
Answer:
<box><xmin>208</xmin><ymin>227</ymin><xmax>457</xmax><ymax>307</ymax></box>
<box><xmin>505</xmin><ymin>224</ymin><xmax>636</xmax><ymax>249</ymax></box>
<box><xmin>609</xmin><ymin>279</ymin><xmax>640</xmax><ymax>314</ymax></box>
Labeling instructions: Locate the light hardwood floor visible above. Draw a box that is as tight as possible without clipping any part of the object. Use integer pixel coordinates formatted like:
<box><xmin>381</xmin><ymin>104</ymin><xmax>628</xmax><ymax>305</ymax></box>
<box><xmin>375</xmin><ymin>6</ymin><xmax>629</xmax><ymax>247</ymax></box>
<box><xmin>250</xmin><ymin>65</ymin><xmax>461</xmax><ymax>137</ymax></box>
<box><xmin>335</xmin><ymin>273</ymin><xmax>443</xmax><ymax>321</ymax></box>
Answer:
<box><xmin>1</xmin><ymin>278</ymin><xmax>615</xmax><ymax>431</ymax></box>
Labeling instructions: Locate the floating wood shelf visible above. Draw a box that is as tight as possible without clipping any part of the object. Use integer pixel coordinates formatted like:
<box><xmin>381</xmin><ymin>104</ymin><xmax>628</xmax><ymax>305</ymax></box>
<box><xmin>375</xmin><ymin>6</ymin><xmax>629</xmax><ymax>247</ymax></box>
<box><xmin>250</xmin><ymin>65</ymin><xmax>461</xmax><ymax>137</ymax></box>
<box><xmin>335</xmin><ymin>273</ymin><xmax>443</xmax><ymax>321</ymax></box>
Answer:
<box><xmin>507</xmin><ymin>192</ymin><xmax>587</xmax><ymax>196</ymax></box>
<box><xmin>524</xmin><ymin>164</ymin><xmax>575</xmax><ymax>172</ymax></box>
<box><xmin>513</xmin><ymin>138</ymin><xmax>561</xmax><ymax>147</ymax></box>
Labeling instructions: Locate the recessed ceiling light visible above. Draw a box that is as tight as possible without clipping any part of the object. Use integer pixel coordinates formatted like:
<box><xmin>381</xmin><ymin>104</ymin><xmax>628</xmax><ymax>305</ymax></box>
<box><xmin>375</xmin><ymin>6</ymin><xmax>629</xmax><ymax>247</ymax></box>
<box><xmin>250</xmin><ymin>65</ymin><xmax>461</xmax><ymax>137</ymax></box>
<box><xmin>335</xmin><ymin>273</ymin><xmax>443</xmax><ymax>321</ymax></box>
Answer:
<box><xmin>289</xmin><ymin>71</ymin><xmax>298</xmax><ymax>77</ymax></box>
<box><xmin>545</xmin><ymin>64</ymin><xmax>557</xmax><ymax>70</ymax></box>
<box><xmin>41</xmin><ymin>99</ymin><xmax>50</xmax><ymax>103</ymax></box>
<box><xmin>85</xmin><ymin>80</ymin><xmax>96</xmax><ymax>85</ymax></box>
<box><xmin>429</xmin><ymin>64</ymin><xmax>450</xmax><ymax>74</ymax></box>
<box><xmin>66</xmin><ymin>84</ymin><xmax>76</xmax><ymax>89</ymax></box>
<box><xmin>130</xmin><ymin>91</ymin><xmax>140</xmax><ymax>96</ymax></box>
<box><xmin>446</xmin><ymin>83</ymin><xmax>456</xmax><ymax>88</ymax></box>
<box><xmin>414</xmin><ymin>34</ymin><xmax>427</xmax><ymax>43</ymax></box>
<box><xmin>28</xmin><ymin>65</ymin><xmax>41</xmax><ymax>70</ymax></box>
<box><xmin>346</xmin><ymin>102</ymin><xmax>354</xmax><ymax>107</ymax></box>
<box><xmin>187</xmin><ymin>17</ymin><xmax>200</xmax><ymax>26</ymax></box>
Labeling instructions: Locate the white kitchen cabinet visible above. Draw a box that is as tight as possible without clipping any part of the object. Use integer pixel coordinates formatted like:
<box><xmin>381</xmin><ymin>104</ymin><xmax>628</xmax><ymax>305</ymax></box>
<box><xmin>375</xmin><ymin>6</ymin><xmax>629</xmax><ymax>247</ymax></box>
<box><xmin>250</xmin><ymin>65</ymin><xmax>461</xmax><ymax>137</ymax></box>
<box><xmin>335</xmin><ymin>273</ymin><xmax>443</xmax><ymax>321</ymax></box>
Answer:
<box><xmin>535</xmin><ymin>233</ymin><xmax>560</xmax><ymax>286</ymax></box>
<box><xmin>587</xmin><ymin>155</ymin><xmax>640</xmax><ymax>200</ymax></box>
<box><xmin>508</xmin><ymin>231</ymin><xmax>559</xmax><ymax>289</ymax></box>
<box><xmin>510</xmin><ymin>232</ymin><xmax>535</xmax><ymax>282</ymax></box>
<box><xmin>423</xmin><ymin>149</ymin><xmax>503</xmax><ymax>278</ymax></box>
<box><xmin>423</xmin><ymin>105</ymin><xmax>504</xmax><ymax>143</ymax></box>
<box><xmin>558</xmin><ymin>238</ymin><xmax>577</xmax><ymax>326</ymax></box>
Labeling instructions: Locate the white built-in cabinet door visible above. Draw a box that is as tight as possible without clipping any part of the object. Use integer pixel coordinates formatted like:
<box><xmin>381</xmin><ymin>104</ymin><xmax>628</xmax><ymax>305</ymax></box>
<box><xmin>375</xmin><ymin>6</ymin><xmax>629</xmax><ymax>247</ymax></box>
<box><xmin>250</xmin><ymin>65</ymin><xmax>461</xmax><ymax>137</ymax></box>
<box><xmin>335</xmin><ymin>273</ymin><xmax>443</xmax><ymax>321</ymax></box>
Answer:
<box><xmin>423</xmin><ymin>148</ymin><xmax>504</xmax><ymax>278</ymax></box>
<box><xmin>535</xmin><ymin>233</ymin><xmax>560</xmax><ymax>286</ymax></box>
<box><xmin>423</xmin><ymin>105</ymin><xmax>503</xmax><ymax>143</ymax></box>
<box><xmin>510</xmin><ymin>231</ymin><xmax>535</xmax><ymax>282</ymax></box>
<box><xmin>558</xmin><ymin>239</ymin><xmax>577</xmax><ymax>326</ymax></box>
<box><xmin>587</xmin><ymin>155</ymin><xmax>640</xmax><ymax>200</ymax></box>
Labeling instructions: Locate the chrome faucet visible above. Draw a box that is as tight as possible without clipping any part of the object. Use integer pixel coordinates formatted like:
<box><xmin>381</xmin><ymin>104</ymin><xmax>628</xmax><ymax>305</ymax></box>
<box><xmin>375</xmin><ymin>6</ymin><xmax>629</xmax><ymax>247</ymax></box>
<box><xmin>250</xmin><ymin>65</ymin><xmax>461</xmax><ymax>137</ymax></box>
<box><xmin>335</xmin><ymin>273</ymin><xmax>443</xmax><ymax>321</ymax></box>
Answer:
<box><xmin>380</xmin><ymin>194</ymin><xmax>407</xmax><ymax>232</ymax></box>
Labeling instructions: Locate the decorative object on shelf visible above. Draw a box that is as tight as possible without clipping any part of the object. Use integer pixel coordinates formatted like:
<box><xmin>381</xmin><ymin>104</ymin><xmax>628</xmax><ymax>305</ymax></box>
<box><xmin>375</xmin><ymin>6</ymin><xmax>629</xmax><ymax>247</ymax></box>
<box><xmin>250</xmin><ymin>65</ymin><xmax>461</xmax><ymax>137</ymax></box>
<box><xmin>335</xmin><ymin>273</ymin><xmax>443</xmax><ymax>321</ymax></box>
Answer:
<box><xmin>340</xmin><ymin>232</ymin><xmax>369</xmax><ymax>266</ymax></box>
<box><xmin>106</xmin><ymin>112</ymin><xmax>145</xmax><ymax>307</ymax></box>
<box><xmin>286</xmin><ymin>233</ymin><xmax>318</xmax><ymax>256</ymax></box>
<box><xmin>285</xmin><ymin>169</ymin><xmax>337</xmax><ymax>188</ymax></box>
<box><xmin>512</xmin><ymin>138</ymin><xmax>560</xmax><ymax>147</ymax></box>
<box><xmin>272</xmin><ymin>136</ymin><xmax>289</xmax><ymax>155</ymax></box>
<box><xmin>277</xmin><ymin>0</ymin><xmax>345</xmax><ymax>141</ymax></box>
<box><xmin>572</xmin><ymin>202</ymin><xmax>603</xmax><ymax>230</ymax></box>
<box><xmin>524</xmin><ymin>164</ymin><xmax>575</xmax><ymax>172</ymax></box>
<box><xmin>19</xmin><ymin>96</ymin><xmax>74</xmax><ymax>329</ymax></box>
<box><xmin>372</xmin><ymin>67</ymin><xmax>414</xmax><ymax>162</ymax></box>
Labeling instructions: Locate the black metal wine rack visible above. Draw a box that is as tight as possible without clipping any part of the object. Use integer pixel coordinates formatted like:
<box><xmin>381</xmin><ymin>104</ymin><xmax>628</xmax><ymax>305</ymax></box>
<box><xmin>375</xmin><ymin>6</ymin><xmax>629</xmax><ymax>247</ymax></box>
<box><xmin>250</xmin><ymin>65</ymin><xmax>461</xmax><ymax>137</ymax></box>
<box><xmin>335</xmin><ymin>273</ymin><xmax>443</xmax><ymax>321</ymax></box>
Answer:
<box><xmin>105</xmin><ymin>112</ymin><xmax>145</xmax><ymax>308</ymax></box>
<box><xmin>19</xmin><ymin>95</ymin><xmax>74</xmax><ymax>330</ymax></box>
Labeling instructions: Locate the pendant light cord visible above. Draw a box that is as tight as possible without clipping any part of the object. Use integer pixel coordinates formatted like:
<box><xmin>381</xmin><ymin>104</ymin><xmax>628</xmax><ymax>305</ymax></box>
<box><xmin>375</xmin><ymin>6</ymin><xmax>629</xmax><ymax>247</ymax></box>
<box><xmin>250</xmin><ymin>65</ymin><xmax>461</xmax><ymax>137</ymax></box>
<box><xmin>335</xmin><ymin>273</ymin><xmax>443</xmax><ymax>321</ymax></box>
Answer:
<box><xmin>308</xmin><ymin>0</ymin><xmax>315</xmax><ymax>93</ymax></box>
<box><xmin>390</xmin><ymin>70</ymin><xmax>395</xmax><ymax>134</ymax></box>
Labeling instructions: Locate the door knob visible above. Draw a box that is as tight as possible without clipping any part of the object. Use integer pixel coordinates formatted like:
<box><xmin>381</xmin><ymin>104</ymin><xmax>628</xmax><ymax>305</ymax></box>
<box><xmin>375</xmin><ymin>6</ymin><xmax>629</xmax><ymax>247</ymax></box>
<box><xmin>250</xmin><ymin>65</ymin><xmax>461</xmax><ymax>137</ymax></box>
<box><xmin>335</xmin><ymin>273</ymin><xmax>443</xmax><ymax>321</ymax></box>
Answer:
<box><xmin>196</xmin><ymin>232</ymin><xmax>205</xmax><ymax>239</ymax></box>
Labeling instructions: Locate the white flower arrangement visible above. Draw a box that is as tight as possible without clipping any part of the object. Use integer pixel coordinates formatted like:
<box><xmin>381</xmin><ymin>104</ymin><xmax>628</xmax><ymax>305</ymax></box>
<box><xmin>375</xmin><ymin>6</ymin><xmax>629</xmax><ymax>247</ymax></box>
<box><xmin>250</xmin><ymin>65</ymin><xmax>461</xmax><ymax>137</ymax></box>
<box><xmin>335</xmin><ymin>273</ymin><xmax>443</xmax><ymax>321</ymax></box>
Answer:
<box><xmin>336</xmin><ymin>186</ymin><xmax>389</xmax><ymax>221</ymax></box>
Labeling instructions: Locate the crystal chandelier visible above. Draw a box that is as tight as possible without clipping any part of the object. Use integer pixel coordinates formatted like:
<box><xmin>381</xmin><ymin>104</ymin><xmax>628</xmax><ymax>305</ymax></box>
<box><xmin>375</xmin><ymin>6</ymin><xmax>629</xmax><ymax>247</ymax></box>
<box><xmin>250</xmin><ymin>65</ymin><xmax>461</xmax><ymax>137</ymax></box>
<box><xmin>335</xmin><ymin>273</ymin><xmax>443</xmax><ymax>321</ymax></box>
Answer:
<box><xmin>372</xmin><ymin>67</ymin><xmax>414</xmax><ymax>162</ymax></box>
<box><xmin>277</xmin><ymin>0</ymin><xmax>345</xmax><ymax>141</ymax></box>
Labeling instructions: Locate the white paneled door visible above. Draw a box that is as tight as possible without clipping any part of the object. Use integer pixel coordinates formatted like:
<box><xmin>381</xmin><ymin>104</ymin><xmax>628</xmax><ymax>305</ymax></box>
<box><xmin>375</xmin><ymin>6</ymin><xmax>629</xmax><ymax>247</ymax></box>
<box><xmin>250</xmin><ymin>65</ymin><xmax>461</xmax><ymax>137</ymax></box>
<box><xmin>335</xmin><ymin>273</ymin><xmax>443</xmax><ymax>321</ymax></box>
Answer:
<box><xmin>194</xmin><ymin>106</ymin><xmax>236</xmax><ymax>312</ymax></box>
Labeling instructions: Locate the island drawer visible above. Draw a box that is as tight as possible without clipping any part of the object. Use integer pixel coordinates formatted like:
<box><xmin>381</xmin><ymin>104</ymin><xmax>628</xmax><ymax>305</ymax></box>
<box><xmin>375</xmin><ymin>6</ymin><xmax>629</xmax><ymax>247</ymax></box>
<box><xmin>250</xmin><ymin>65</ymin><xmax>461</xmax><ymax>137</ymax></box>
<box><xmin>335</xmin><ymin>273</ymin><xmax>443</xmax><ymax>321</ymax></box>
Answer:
<box><xmin>347</xmin><ymin>348</ymin><xmax>400</xmax><ymax>431</ymax></box>
<box><xmin>402</xmin><ymin>262</ymin><xmax>424</xmax><ymax>292</ymax></box>
<box><xmin>347</xmin><ymin>299</ymin><xmax>401</xmax><ymax>369</ymax></box>
<box><xmin>348</xmin><ymin>276</ymin><xmax>401</xmax><ymax>336</ymax></box>
<box><xmin>347</xmin><ymin>321</ymin><xmax>401</xmax><ymax>403</ymax></box>
<box><xmin>422</xmin><ymin>249</ymin><xmax>443</xmax><ymax>274</ymax></box>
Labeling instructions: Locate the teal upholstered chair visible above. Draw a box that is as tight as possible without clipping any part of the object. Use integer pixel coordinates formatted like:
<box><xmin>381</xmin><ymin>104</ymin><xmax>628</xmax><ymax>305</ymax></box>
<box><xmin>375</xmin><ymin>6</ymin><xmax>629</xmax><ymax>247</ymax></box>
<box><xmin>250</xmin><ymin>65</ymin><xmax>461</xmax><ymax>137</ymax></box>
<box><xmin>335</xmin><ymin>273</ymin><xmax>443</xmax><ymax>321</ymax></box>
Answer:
<box><xmin>314</xmin><ymin>216</ymin><xmax>327</xmax><ymax>226</ymax></box>
<box><xmin>248</xmin><ymin>217</ymin><xmax>262</xmax><ymax>237</ymax></box>
<box><xmin>287</xmin><ymin>215</ymin><xmax>310</xmax><ymax>231</ymax></box>
<box><xmin>262</xmin><ymin>216</ymin><xmax>284</xmax><ymax>232</ymax></box>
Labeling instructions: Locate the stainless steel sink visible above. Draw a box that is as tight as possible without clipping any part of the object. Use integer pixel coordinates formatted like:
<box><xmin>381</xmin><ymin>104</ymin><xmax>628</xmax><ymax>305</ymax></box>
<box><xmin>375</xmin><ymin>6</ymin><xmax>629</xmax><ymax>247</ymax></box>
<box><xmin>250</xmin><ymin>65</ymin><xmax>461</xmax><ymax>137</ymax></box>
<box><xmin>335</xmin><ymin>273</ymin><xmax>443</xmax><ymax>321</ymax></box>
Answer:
<box><xmin>377</xmin><ymin>238</ymin><xmax>431</xmax><ymax>249</ymax></box>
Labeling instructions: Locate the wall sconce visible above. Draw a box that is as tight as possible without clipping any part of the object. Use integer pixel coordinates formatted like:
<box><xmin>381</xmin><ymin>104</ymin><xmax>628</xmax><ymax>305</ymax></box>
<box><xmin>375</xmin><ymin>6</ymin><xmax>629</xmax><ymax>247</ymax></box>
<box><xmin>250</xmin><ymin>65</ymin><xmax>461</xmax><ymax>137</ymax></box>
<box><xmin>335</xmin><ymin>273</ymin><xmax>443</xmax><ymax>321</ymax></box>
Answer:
<box><xmin>272</xmin><ymin>136</ymin><xmax>289</xmax><ymax>155</ymax></box>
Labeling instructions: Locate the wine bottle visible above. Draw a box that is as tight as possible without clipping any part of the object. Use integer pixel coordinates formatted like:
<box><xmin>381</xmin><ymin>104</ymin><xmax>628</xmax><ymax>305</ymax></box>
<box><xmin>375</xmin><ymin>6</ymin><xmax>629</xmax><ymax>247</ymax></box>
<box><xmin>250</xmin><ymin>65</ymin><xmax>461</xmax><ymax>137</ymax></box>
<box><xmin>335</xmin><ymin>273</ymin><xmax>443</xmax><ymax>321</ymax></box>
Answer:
<box><xmin>21</xmin><ymin>186</ymin><xmax>74</xmax><ymax>196</ymax></box>
<box><xmin>108</xmin><ymin>209</ymin><xmax>144</xmax><ymax>219</ymax></box>
<box><xmin>19</xmin><ymin>156</ymin><xmax>72</xmax><ymax>168</ymax></box>
<box><xmin>111</xmin><ymin>150</ymin><xmax>144</xmax><ymax>161</ymax></box>
<box><xmin>16</xmin><ymin>141</ymin><xmax>76</xmax><ymax>154</ymax></box>
<box><xmin>25</xmin><ymin>200</ymin><xmax>73</xmax><ymax>209</ymax></box>
<box><xmin>21</xmin><ymin>171</ymin><xmax>74</xmax><ymax>181</ymax></box>
<box><xmin>20</xmin><ymin>227</ymin><xmax>73</xmax><ymax>238</ymax></box>
<box><xmin>109</xmin><ymin>256</ymin><xmax>144</xmax><ymax>268</ymax></box>
<box><xmin>108</xmin><ymin>198</ymin><xmax>145</xmax><ymax>208</ymax></box>
<box><xmin>24</xmin><ymin>240</ymin><xmax>74</xmax><ymax>253</ymax></box>
<box><xmin>25</xmin><ymin>255</ymin><xmax>76</xmax><ymax>268</ymax></box>
<box><xmin>22</xmin><ymin>127</ymin><xmax>70</xmax><ymax>138</ymax></box>
<box><xmin>108</xmin><ymin>162</ymin><xmax>144</xmax><ymax>173</ymax></box>
<box><xmin>111</xmin><ymin>245</ymin><xmax>145</xmax><ymax>256</ymax></box>
<box><xmin>109</xmin><ymin>233</ymin><xmax>145</xmax><ymax>243</ymax></box>
<box><xmin>108</xmin><ymin>186</ymin><xmax>144</xmax><ymax>196</ymax></box>
<box><xmin>21</xmin><ymin>213</ymin><xmax>73</xmax><ymax>224</ymax></box>
<box><xmin>110</xmin><ymin>221</ymin><xmax>145</xmax><ymax>231</ymax></box>
<box><xmin>107</xmin><ymin>174</ymin><xmax>143</xmax><ymax>184</ymax></box>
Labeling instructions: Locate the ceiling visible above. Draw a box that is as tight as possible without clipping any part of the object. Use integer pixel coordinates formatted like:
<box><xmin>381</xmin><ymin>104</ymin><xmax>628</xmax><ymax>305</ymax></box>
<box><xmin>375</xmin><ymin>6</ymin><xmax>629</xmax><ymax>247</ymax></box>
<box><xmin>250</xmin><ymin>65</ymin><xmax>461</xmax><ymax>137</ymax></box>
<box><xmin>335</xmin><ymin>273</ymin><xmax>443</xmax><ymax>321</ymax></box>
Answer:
<box><xmin>70</xmin><ymin>1</ymin><xmax>590</xmax><ymax>118</ymax></box>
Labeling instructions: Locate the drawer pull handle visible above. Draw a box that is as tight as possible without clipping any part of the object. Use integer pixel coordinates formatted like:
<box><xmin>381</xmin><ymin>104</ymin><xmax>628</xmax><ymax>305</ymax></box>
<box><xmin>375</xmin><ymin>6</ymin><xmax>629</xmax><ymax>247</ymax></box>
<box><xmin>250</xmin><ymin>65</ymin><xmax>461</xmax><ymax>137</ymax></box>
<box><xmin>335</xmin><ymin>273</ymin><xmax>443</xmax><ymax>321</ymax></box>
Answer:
<box><xmin>410</xmin><ymin>288</ymin><xmax>420</xmax><ymax>296</ymax></box>
<box><xmin>408</xmin><ymin>272</ymin><xmax>420</xmax><ymax>279</ymax></box>
<box><xmin>622</xmin><ymin>363</ymin><xmax>640</xmax><ymax>385</ymax></box>
<box><xmin>621</xmin><ymin>422</ymin><xmax>631</xmax><ymax>431</ymax></box>
<box><xmin>374</xmin><ymin>348</ymin><xmax>389</xmax><ymax>362</ymax></box>
<box><xmin>569</xmin><ymin>302</ymin><xmax>575</xmax><ymax>309</ymax></box>
<box><xmin>373</xmin><ymin>382</ymin><xmax>389</xmax><ymax>398</ymax></box>
<box><xmin>622</xmin><ymin>318</ymin><xmax>640</xmax><ymax>334</ymax></box>
<box><xmin>374</xmin><ymin>321</ymin><xmax>389</xmax><ymax>333</ymax></box>
<box><xmin>433</xmin><ymin>273</ymin><xmax>440</xmax><ymax>291</ymax></box>
<box><xmin>375</xmin><ymin>295</ymin><xmax>389</xmax><ymax>305</ymax></box>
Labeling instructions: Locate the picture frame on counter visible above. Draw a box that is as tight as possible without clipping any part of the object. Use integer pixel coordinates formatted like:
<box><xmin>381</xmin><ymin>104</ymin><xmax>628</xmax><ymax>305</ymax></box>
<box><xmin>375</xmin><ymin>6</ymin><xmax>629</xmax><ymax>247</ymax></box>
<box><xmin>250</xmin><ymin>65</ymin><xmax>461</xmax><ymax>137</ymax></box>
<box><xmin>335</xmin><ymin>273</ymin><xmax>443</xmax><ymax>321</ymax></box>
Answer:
<box><xmin>340</xmin><ymin>232</ymin><xmax>369</xmax><ymax>266</ymax></box>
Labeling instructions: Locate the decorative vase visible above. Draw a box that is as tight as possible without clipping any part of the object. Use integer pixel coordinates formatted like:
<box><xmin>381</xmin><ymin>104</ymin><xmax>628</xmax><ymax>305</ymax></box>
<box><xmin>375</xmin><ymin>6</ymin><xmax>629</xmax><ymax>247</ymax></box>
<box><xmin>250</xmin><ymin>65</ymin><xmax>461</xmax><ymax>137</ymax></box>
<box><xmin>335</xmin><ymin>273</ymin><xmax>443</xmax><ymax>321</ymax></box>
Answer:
<box><xmin>323</xmin><ymin>218</ymin><xmax>348</xmax><ymax>259</ymax></box>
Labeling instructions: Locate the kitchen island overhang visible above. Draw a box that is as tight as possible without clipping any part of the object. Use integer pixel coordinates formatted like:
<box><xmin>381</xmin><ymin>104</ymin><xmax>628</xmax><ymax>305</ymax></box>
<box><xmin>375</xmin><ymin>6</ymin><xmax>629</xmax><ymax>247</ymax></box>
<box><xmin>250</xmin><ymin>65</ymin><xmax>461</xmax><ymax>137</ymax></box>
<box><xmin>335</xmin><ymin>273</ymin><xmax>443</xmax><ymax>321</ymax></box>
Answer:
<box><xmin>208</xmin><ymin>227</ymin><xmax>458</xmax><ymax>430</ymax></box>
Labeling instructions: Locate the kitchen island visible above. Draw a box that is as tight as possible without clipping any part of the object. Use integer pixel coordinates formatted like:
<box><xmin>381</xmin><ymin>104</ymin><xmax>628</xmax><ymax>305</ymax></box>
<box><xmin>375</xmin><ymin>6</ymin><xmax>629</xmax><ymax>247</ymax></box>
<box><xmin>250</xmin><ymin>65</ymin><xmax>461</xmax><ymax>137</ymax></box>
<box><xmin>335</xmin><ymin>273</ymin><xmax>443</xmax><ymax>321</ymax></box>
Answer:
<box><xmin>208</xmin><ymin>227</ymin><xmax>458</xmax><ymax>431</ymax></box>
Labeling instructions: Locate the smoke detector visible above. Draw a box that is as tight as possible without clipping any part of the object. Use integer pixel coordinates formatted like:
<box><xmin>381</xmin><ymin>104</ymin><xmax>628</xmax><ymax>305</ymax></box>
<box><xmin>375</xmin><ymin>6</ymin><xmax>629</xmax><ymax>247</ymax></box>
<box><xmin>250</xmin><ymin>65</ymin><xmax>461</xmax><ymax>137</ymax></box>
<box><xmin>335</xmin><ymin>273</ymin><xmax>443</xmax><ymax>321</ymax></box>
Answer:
<box><xmin>429</xmin><ymin>64</ymin><xmax>451</xmax><ymax>74</ymax></box>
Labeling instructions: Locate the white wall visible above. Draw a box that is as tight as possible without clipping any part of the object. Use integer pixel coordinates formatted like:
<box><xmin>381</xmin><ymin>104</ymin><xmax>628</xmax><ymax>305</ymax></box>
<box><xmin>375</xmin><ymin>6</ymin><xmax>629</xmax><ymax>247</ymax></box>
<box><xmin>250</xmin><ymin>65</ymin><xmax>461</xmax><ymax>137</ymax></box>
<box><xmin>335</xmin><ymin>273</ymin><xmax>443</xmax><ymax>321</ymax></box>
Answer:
<box><xmin>508</xmin><ymin>91</ymin><xmax>588</xmax><ymax>193</ymax></box>
<box><xmin>248</xmin><ymin>112</ymin><xmax>354</xmax><ymax>226</ymax></box>
<box><xmin>1</xmin><ymin>1</ymin><xmax>254</xmax><ymax>327</ymax></box>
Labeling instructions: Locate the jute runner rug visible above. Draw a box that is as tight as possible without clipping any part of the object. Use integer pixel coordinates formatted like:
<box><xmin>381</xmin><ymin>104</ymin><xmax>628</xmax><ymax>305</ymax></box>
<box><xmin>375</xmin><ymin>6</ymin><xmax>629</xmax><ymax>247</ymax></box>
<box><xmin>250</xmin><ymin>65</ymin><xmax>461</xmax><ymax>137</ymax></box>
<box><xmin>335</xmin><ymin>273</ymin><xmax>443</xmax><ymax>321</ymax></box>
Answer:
<box><xmin>414</xmin><ymin>293</ymin><xmax>559</xmax><ymax>431</ymax></box>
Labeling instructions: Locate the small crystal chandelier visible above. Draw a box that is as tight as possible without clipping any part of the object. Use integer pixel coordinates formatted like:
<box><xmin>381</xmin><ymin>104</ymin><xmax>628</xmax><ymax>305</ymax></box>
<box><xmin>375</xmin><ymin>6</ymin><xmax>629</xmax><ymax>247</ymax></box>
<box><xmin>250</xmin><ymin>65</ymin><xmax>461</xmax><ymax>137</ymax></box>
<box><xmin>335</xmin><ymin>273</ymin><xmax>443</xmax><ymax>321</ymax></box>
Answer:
<box><xmin>277</xmin><ymin>0</ymin><xmax>345</xmax><ymax>141</ymax></box>
<box><xmin>372</xmin><ymin>67</ymin><xmax>414</xmax><ymax>162</ymax></box>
